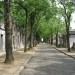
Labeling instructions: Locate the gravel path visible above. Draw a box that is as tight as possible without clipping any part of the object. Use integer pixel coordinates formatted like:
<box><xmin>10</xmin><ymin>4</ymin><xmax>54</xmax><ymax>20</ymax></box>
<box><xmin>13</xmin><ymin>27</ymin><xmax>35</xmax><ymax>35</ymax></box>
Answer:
<box><xmin>19</xmin><ymin>43</ymin><xmax>75</xmax><ymax>75</ymax></box>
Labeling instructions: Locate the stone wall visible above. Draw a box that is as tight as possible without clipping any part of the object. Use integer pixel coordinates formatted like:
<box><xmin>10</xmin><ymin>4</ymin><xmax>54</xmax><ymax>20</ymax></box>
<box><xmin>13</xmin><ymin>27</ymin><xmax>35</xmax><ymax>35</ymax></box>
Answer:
<box><xmin>69</xmin><ymin>35</ymin><xmax>75</xmax><ymax>48</ymax></box>
<box><xmin>0</xmin><ymin>22</ymin><xmax>24</xmax><ymax>52</ymax></box>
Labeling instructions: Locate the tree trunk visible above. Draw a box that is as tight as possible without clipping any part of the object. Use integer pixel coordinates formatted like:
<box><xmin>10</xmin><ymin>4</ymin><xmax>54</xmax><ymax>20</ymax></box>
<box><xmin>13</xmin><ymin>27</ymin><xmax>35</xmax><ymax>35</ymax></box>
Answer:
<box><xmin>29</xmin><ymin>19</ymin><xmax>33</xmax><ymax>48</ymax></box>
<box><xmin>33</xmin><ymin>24</ymin><xmax>36</xmax><ymax>47</ymax></box>
<box><xmin>34</xmin><ymin>30</ymin><xmax>37</xmax><ymax>46</ymax></box>
<box><xmin>29</xmin><ymin>26</ymin><xmax>33</xmax><ymax>48</ymax></box>
<box><xmin>65</xmin><ymin>18</ymin><xmax>70</xmax><ymax>52</ymax></box>
<box><xmin>4</xmin><ymin>0</ymin><xmax>14</xmax><ymax>63</ymax></box>
<box><xmin>33</xmin><ymin>13</ymin><xmax>36</xmax><ymax>47</ymax></box>
<box><xmin>51</xmin><ymin>34</ymin><xmax>53</xmax><ymax>45</ymax></box>
<box><xmin>29</xmin><ymin>12</ymin><xmax>35</xmax><ymax>48</ymax></box>
<box><xmin>49</xmin><ymin>38</ymin><xmax>50</xmax><ymax>44</ymax></box>
<box><xmin>33</xmin><ymin>37</ymin><xmax>35</xmax><ymax>47</ymax></box>
<box><xmin>66</xmin><ymin>29</ymin><xmax>70</xmax><ymax>52</ymax></box>
<box><xmin>63</xmin><ymin>4</ymin><xmax>71</xmax><ymax>52</ymax></box>
<box><xmin>62</xmin><ymin>35</ymin><xmax>66</xmax><ymax>47</ymax></box>
<box><xmin>56</xmin><ymin>32</ymin><xmax>58</xmax><ymax>47</ymax></box>
<box><xmin>33</xmin><ymin>31</ymin><xmax>35</xmax><ymax>47</ymax></box>
<box><xmin>24</xmin><ymin>10</ymin><xmax>28</xmax><ymax>52</ymax></box>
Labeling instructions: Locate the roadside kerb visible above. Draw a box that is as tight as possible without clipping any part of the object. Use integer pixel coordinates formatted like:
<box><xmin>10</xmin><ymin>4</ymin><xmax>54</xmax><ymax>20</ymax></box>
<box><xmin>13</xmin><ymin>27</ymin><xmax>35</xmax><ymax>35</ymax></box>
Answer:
<box><xmin>14</xmin><ymin>47</ymin><xmax>37</xmax><ymax>75</ymax></box>
<box><xmin>0</xmin><ymin>46</ymin><xmax>38</xmax><ymax>75</ymax></box>
<box><xmin>51</xmin><ymin>45</ymin><xmax>75</xmax><ymax>60</ymax></box>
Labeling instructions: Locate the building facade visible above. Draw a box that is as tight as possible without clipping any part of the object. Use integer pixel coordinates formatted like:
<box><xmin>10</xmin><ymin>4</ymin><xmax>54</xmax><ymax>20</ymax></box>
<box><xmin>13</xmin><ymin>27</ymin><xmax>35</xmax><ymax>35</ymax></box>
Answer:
<box><xmin>0</xmin><ymin>22</ymin><xmax>5</xmax><ymax>51</ymax></box>
<box><xmin>0</xmin><ymin>22</ymin><xmax>24</xmax><ymax>52</ymax></box>
<box><xmin>69</xmin><ymin>30</ymin><xmax>75</xmax><ymax>48</ymax></box>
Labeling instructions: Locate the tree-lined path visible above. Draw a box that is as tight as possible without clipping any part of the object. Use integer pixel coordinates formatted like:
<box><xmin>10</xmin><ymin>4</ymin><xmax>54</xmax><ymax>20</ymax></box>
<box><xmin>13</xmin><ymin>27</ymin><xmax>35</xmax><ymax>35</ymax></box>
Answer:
<box><xmin>20</xmin><ymin>43</ymin><xmax>75</xmax><ymax>75</ymax></box>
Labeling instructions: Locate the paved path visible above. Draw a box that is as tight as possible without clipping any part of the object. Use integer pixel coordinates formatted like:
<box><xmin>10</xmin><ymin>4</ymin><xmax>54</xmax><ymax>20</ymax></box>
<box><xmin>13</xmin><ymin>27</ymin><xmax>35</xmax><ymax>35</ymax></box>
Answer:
<box><xmin>19</xmin><ymin>43</ymin><xmax>75</xmax><ymax>75</ymax></box>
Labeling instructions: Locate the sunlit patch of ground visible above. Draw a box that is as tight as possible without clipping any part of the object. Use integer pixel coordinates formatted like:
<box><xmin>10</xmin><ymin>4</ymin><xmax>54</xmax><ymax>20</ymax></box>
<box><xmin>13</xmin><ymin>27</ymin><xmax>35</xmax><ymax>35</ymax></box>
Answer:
<box><xmin>0</xmin><ymin>46</ymin><xmax>37</xmax><ymax>75</ymax></box>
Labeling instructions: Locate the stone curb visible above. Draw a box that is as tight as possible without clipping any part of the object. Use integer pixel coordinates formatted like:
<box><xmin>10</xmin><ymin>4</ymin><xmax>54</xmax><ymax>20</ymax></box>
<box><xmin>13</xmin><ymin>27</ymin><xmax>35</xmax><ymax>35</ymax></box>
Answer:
<box><xmin>13</xmin><ymin>48</ymin><xmax>36</xmax><ymax>75</ymax></box>
<box><xmin>51</xmin><ymin>45</ymin><xmax>75</xmax><ymax>60</ymax></box>
<box><xmin>14</xmin><ymin>66</ymin><xmax>24</xmax><ymax>75</ymax></box>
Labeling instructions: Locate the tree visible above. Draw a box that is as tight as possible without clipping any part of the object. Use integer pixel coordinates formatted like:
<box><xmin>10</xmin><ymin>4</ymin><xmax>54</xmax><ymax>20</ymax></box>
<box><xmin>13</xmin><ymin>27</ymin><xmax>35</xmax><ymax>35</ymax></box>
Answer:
<box><xmin>4</xmin><ymin>0</ymin><xmax>14</xmax><ymax>63</ymax></box>
<box><xmin>14</xmin><ymin>0</ymin><xmax>29</xmax><ymax>52</ymax></box>
<box><xmin>29</xmin><ymin>12</ymin><xmax>36</xmax><ymax>48</ymax></box>
<box><xmin>58</xmin><ymin>0</ymin><xmax>75</xmax><ymax>52</ymax></box>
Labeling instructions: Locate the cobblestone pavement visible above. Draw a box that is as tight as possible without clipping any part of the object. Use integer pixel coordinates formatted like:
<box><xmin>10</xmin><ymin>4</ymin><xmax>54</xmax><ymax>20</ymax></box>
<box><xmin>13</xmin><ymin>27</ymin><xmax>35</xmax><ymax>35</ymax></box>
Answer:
<box><xmin>19</xmin><ymin>43</ymin><xmax>75</xmax><ymax>75</ymax></box>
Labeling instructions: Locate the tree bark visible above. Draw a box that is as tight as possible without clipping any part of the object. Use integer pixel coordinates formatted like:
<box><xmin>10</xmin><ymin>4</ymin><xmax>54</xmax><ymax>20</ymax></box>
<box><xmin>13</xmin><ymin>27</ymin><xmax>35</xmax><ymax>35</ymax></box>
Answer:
<box><xmin>29</xmin><ymin>12</ymin><xmax>35</xmax><ymax>48</ymax></box>
<box><xmin>33</xmin><ymin>37</ymin><xmax>35</xmax><ymax>47</ymax></box>
<box><xmin>48</xmin><ymin>36</ymin><xmax>51</xmax><ymax>44</ymax></box>
<box><xmin>24</xmin><ymin>10</ymin><xmax>28</xmax><ymax>52</ymax></box>
<box><xmin>34</xmin><ymin>30</ymin><xmax>37</xmax><ymax>46</ymax></box>
<box><xmin>51</xmin><ymin>34</ymin><xmax>53</xmax><ymax>45</ymax></box>
<box><xmin>33</xmin><ymin>30</ymin><xmax>36</xmax><ymax>47</ymax></box>
<box><xmin>67</xmin><ymin>16</ymin><xmax>71</xmax><ymax>52</ymax></box>
<box><xmin>56</xmin><ymin>31</ymin><xmax>58</xmax><ymax>47</ymax></box>
<box><xmin>62</xmin><ymin>35</ymin><xmax>66</xmax><ymax>47</ymax></box>
<box><xmin>66</xmin><ymin>29</ymin><xmax>70</xmax><ymax>52</ymax></box>
<box><xmin>4</xmin><ymin>0</ymin><xmax>14</xmax><ymax>63</ymax></box>
<box><xmin>65</xmin><ymin>17</ymin><xmax>70</xmax><ymax>52</ymax></box>
<box><xmin>29</xmin><ymin>25</ymin><xmax>33</xmax><ymax>48</ymax></box>
<box><xmin>29</xmin><ymin>14</ymin><xmax>33</xmax><ymax>48</ymax></box>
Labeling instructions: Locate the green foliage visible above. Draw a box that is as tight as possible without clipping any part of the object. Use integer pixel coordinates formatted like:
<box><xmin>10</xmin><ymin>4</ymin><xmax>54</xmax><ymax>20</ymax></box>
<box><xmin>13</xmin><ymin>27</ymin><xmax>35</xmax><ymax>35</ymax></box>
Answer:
<box><xmin>0</xmin><ymin>1</ymin><xmax>3</xmax><ymax>20</ymax></box>
<box><xmin>0</xmin><ymin>0</ymin><xmax>73</xmax><ymax>41</ymax></box>
<box><xmin>12</xmin><ymin>3</ymin><xmax>25</xmax><ymax>27</ymax></box>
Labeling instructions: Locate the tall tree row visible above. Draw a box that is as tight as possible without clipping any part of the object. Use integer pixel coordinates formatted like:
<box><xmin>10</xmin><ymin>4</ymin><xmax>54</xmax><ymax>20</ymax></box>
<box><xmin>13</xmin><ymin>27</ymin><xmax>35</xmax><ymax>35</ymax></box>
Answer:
<box><xmin>1</xmin><ymin>0</ymin><xmax>75</xmax><ymax>64</ymax></box>
<box><xmin>3</xmin><ymin>0</ymin><xmax>51</xmax><ymax>63</ymax></box>
<box><xmin>58</xmin><ymin>0</ymin><xmax>75</xmax><ymax>52</ymax></box>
